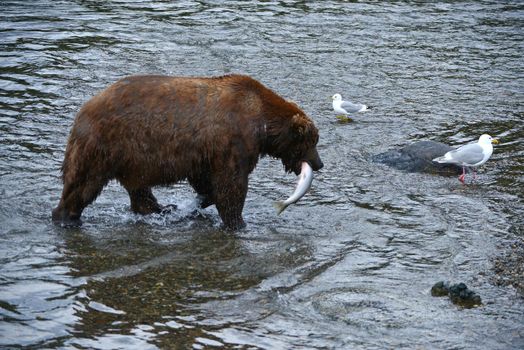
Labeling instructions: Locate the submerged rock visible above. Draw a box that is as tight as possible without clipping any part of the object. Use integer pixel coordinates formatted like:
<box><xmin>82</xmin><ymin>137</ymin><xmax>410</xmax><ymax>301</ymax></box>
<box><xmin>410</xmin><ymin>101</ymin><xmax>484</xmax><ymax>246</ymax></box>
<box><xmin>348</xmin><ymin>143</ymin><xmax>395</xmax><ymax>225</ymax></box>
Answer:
<box><xmin>372</xmin><ymin>140</ymin><xmax>462</xmax><ymax>174</ymax></box>
<box><xmin>431</xmin><ymin>281</ymin><xmax>482</xmax><ymax>308</ymax></box>
<box><xmin>448</xmin><ymin>283</ymin><xmax>482</xmax><ymax>308</ymax></box>
<box><xmin>430</xmin><ymin>281</ymin><xmax>450</xmax><ymax>297</ymax></box>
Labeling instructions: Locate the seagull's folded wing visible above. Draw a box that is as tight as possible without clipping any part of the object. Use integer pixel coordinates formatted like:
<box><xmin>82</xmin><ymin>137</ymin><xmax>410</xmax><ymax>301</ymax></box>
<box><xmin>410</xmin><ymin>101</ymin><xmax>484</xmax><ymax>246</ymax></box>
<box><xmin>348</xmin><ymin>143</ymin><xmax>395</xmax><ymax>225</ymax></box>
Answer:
<box><xmin>341</xmin><ymin>101</ymin><xmax>365</xmax><ymax>113</ymax></box>
<box><xmin>448</xmin><ymin>143</ymin><xmax>485</xmax><ymax>165</ymax></box>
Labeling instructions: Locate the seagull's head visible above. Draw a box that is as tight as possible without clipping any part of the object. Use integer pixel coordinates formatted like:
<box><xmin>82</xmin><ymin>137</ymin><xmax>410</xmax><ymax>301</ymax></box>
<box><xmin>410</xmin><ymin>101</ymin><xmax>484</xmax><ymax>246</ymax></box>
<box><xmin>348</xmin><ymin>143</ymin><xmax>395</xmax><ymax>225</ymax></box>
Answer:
<box><xmin>479</xmin><ymin>134</ymin><xmax>500</xmax><ymax>145</ymax></box>
<box><xmin>332</xmin><ymin>94</ymin><xmax>342</xmax><ymax>101</ymax></box>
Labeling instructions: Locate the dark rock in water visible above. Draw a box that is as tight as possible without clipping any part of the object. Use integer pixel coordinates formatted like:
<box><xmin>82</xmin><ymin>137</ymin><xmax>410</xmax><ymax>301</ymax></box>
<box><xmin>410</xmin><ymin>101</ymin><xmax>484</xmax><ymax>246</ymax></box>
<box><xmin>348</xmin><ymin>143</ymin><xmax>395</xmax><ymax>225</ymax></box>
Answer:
<box><xmin>372</xmin><ymin>140</ymin><xmax>463</xmax><ymax>174</ymax></box>
<box><xmin>431</xmin><ymin>281</ymin><xmax>482</xmax><ymax>308</ymax></box>
<box><xmin>431</xmin><ymin>281</ymin><xmax>451</xmax><ymax>297</ymax></box>
<box><xmin>448</xmin><ymin>283</ymin><xmax>482</xmax><ymax>308</ymax></box>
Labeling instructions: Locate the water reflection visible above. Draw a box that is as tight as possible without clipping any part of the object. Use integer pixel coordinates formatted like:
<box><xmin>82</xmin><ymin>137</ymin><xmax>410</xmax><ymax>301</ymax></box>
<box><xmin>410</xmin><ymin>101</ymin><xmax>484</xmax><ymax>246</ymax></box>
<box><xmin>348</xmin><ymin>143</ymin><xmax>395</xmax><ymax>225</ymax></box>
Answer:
<box><xmin>59</xmin><ymin>225</ymin><xmax>313</xmax><ymax>348</ymax></box>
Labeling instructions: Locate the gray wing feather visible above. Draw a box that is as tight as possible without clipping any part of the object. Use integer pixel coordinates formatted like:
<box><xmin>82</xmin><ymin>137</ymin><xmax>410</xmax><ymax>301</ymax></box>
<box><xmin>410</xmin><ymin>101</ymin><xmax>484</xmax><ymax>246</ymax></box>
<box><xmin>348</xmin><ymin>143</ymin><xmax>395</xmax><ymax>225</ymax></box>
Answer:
<box><xmin>447</xmin><ymin>143</ymin><xmax>484</xmax><ymax>165</ymax></box>
<box><xmin>341</xmin><ymin>101</ymin><xmax>365</xmax><ymax>113</ymax></box>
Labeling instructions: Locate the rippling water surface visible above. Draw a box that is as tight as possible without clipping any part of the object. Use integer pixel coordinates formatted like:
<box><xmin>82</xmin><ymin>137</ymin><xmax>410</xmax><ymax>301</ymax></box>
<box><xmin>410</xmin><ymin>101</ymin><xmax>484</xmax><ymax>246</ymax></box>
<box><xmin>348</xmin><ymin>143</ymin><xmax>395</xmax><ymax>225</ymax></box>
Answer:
<box><xmin>1</xmin><ymin>1</ymin><xmax>523</xmax><ymax>349</ymax></box>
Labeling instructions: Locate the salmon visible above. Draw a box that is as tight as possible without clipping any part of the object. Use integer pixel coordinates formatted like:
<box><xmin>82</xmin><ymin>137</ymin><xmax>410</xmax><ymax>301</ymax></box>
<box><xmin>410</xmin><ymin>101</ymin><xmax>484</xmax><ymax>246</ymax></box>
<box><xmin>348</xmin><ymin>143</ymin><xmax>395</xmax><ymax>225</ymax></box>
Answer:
<box><xmin>274</xmin><ymin>162</ymin><xmax>313</xmax><ymax>215</ymax></box>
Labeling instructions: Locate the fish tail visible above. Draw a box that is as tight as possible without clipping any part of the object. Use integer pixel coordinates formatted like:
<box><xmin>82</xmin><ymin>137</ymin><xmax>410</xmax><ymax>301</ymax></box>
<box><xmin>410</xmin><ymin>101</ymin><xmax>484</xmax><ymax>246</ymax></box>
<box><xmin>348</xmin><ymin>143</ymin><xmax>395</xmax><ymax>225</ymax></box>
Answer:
<box><xmin>273</xmin><ymin>201</ymin><xmax>287</xmax><ymax>215</ymax></box>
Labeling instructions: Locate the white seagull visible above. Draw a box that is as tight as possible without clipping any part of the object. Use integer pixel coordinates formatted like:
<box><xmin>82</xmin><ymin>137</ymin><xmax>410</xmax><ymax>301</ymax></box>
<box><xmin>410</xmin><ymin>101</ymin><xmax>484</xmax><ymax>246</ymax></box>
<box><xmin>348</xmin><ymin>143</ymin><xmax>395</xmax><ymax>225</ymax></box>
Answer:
<box><xmin>433</xmin><ymin>134</ymin><xmax>499</xmax><ymax>183</ymax></box>
<box><xmin>332</xmin><ymin>93</ymin><xmax>368</xmax><ymax>121</ymax></box>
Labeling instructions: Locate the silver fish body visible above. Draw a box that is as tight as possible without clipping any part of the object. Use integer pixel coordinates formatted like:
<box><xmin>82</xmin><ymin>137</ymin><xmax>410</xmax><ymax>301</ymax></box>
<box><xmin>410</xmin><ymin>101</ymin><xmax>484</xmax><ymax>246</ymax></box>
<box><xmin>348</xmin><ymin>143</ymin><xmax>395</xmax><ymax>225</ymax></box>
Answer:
<box><xmin>274</xmin><ymin>162</ymin><xmax>314</xmax><ymax>215</ymax></box>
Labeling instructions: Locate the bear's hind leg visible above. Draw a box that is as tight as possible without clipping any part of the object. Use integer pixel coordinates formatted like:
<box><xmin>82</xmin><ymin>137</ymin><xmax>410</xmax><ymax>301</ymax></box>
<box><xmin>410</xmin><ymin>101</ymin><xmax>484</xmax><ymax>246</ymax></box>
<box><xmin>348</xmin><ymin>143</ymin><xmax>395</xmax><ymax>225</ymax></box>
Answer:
<box><xmin>52</xmin><ymin>176</ymin><xmax>107</xmax><ymax>227</ymax></box>
<box><xmin>188</xmin><ymin>175</ymin><xmax>215</xmax><ymax>209</ymax></box>
<box><xmin>126</xmin><ymin>188</ymin><xmax>163</xmax><ymax>215</ymax></box>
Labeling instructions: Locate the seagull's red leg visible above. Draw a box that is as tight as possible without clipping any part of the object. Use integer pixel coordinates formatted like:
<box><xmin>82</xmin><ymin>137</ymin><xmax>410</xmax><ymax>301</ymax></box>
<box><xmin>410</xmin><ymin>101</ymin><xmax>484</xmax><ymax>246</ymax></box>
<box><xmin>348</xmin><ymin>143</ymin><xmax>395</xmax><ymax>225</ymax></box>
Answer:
<box><xmin>472</xmin><ymin>168</ymin><xmax>477</xmax><ymax>180</ymax></box>
<box><xmin>458</xmin><ymin>167</ymin><xmax>466</xmax><ymax>183</ymax></box>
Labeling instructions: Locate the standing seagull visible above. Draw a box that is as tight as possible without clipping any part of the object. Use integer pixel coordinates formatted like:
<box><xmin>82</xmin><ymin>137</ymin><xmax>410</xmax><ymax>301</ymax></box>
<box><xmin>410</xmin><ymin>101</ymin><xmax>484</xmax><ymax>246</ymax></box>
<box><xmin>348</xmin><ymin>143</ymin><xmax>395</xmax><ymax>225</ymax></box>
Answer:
<box><xmin>332</xmin><ymin>93</ymin><xmax>368</xmax><ymax>121</ymax></box>
<box><xmin>433</xmin><ymin>134</ymin><xmax>499</xmax><ymax>183</ymax></box>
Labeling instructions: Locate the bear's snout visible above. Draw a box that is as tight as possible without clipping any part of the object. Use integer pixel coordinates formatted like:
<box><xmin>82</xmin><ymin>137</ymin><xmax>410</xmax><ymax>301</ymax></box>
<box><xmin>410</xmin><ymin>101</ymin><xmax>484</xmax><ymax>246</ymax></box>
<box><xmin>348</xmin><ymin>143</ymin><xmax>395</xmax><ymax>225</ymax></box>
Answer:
<box><xmin>310</xmin><ymin>157</ymin><xmax>323</xmax><ymax>171</ymax></box>
<box><xmin>304</xmin><ymin>148</ymin><xmax>323</xmax><ymax>171</ymax></box>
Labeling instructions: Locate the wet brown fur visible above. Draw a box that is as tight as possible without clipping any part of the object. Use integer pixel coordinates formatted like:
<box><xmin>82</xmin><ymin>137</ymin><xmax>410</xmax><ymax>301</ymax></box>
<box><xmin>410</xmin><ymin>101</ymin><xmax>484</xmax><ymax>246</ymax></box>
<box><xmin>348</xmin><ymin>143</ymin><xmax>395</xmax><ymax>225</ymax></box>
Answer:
<box><xmin>52</xmin><ymin>74</ymin><xmax>322</xmax><ymax>229</ymax></box>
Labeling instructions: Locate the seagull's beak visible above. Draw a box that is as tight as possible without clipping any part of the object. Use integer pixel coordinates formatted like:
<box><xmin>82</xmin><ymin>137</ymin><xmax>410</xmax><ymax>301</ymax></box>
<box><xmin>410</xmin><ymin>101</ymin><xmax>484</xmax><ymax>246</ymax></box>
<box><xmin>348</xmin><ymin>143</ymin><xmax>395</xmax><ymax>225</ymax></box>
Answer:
<box><xmin>492</xmin><ymin>138</ymin><xmax>500</xmax><ymax>144</ymax></box>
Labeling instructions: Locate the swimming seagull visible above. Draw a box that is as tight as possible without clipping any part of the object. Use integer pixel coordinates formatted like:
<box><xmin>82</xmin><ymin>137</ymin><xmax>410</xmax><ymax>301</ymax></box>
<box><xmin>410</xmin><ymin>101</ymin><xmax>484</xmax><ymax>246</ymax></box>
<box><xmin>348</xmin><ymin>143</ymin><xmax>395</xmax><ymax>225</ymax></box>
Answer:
<box><xmin>332</xmin><ymin>93</ymin><xmax>368</xmax><ymax>121</ymax></box>
<box><xmin>432</xmin><ymin>134</ymin><xmax>499</xmax><ymax>183</ymax></box>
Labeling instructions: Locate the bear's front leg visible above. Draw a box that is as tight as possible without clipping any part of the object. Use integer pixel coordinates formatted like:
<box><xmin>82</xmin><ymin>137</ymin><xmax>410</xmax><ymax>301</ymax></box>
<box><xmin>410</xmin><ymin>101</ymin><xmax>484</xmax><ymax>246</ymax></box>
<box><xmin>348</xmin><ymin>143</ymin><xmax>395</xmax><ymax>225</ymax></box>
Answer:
<box><xmin>213</xmin><ymin>172</ymin><xmax>248</xmax><ymax>230</ymax></box>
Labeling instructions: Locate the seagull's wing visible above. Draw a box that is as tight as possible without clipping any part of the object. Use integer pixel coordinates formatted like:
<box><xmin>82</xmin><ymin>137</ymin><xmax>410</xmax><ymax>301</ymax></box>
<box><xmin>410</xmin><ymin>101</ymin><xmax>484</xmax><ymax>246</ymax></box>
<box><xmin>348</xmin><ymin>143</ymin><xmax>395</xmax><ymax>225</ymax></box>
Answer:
<box><xmin>341</xmin><ymin>100</ymin><xmax>366</xmax><ymax>113</ymax></box>
<box><xmin>446</xmin><ymin>143</ymin><xmax>485</xmax><ymax>166</ymax></box>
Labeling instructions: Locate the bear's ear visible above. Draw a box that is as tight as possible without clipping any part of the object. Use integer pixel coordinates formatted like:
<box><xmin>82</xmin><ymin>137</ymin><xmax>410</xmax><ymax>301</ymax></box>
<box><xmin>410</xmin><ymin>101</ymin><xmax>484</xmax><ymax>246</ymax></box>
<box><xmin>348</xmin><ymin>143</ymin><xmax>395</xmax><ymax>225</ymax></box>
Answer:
<box><xmin>291</xmin><ymin>113</ymin><xmax>312</xmax><ymax>136</ymax></box>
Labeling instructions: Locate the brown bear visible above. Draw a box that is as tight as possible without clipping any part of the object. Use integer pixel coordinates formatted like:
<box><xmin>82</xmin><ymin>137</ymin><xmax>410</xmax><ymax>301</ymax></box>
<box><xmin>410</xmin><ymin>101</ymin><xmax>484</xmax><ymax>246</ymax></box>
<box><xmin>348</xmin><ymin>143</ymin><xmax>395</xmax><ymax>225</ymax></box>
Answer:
<box><xmin>52</xmin><ymin>74</ymin><xmax>323</xmax><ymax>229</ymax></box>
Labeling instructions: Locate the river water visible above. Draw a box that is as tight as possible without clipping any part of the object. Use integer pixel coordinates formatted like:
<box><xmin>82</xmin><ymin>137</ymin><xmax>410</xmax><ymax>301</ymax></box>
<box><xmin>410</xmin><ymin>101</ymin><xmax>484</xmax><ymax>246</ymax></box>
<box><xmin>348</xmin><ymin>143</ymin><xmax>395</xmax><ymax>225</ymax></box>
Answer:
<box><xmin>1</xmin><ymin>1</ymin><xmax>523</xmax><ymax>349</ymax></box>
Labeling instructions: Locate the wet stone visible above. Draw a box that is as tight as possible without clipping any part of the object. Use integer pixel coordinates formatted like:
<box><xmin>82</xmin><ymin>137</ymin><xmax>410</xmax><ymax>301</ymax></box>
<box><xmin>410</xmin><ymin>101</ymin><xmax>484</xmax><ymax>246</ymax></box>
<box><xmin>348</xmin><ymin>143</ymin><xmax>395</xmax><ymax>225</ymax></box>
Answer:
<box><xmin>431</xmin><ymin>281</ymin><xmax>482</xmax><ymax>308</ymax></box>
<box><xmin>372</xmin><ymin>141</ymin><xmax>463</xmax><ymax>175</ymax></box>
<box><xmin>430</xmin><ymin>281</ymin><xmax>450</xmax><ymax>297</ymax></box>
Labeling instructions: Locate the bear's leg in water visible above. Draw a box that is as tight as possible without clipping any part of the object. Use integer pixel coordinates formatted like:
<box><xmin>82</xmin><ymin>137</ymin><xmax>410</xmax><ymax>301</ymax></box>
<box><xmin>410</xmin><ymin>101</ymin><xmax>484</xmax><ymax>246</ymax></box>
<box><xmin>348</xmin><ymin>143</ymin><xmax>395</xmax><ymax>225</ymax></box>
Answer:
<box><xmin>52</xmin><ymin>174</ymin><xmax>108</xmax><ymax>226</ymax></box>
<box><xmin>212</xmin><ymin>170</ymin><xmax>248</xmax><ymax>230</ymax></box>
<box><xmin>126</xmin><ymin>187</ymin><xmax>162</xmax><ymax>214</ymax></box>
<box><xmin>188</xmin><ymin>174</ymin><xmax>215</xmax><ymax>209</ymax></box>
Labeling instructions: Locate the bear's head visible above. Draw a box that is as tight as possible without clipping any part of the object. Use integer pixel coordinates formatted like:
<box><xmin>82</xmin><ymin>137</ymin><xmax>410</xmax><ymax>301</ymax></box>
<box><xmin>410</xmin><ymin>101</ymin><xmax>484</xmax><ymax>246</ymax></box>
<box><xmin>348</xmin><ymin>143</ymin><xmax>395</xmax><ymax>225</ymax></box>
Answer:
<box><xmin>266</xmin><ymin>113</ymin><xmax>323</xmax><ymax>175</ymax></box>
